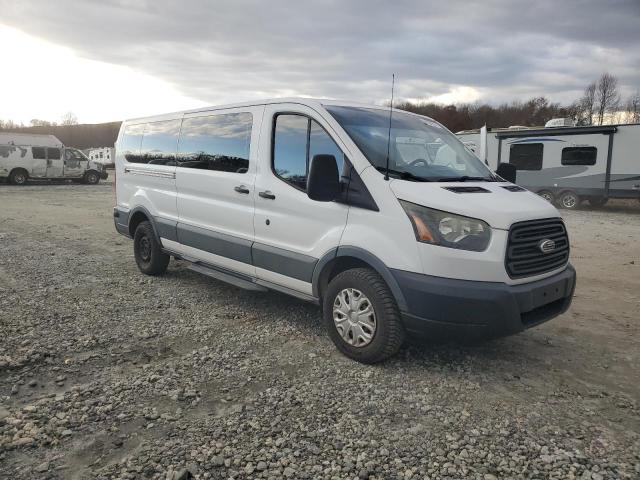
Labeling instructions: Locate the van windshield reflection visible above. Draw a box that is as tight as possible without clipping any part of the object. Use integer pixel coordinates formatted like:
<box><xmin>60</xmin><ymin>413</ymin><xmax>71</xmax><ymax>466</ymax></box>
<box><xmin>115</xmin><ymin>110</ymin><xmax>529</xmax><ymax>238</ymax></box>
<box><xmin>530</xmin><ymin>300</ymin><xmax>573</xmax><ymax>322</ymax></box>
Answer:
<box><xmin>326</xmin><ymin>106</ymin><xmax>496</xmax><ymax>182</ymax></box>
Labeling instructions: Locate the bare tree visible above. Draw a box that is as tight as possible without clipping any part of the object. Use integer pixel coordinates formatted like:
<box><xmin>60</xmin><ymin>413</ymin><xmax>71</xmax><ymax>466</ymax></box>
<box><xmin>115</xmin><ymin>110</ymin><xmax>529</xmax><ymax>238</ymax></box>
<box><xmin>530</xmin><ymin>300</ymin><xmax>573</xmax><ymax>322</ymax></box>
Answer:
<box><xmin>576</xmin><ymin>81</ymin><xmax>597</xmax><ymax>126</ymax></box>
<box><xmin>30</xmin><ymin>119</ymin><xmax>57</xmax><ymax>127</ymax></box>
<box><xmin>625</xmin><ymin>91</ymin><xmax>640</xmax><ymax>123</ymax></box>
<box><xmin>595</xmin><ymin>73</ymin><xmax>620</xmax><ymax>125</ymax></box>
<box><xmin>60</xmin><ymin>111</ymin><xmax>79</xmax><ymax>126</ymax></box>
<box><xmin>1</xmin><ymin>119</ymin><xmax>25</xmax><ymax>129</ymax></box>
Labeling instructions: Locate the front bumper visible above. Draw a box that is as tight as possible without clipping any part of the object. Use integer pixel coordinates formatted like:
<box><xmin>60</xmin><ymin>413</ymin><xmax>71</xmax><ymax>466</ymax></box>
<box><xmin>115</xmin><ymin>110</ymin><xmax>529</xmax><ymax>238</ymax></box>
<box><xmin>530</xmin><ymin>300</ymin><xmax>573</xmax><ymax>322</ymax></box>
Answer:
<box><xmin>100</xmin><ymin>170</ymin><xmax>109</xmax><ymax>180</ymax></box>
<box><xmin>392</xmin><ymin>264</ymin><xmax>576</xmax><ymax>339</ymax></box>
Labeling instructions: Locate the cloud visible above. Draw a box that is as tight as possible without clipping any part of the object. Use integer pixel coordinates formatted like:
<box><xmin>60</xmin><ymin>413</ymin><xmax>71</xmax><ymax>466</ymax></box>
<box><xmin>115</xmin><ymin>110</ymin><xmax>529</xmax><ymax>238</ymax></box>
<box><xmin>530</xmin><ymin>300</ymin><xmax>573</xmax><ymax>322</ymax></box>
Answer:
<box><xmin>1</xmin><ymin>0</ymin><xmax>639</xmax><ymax>120</ymax></box>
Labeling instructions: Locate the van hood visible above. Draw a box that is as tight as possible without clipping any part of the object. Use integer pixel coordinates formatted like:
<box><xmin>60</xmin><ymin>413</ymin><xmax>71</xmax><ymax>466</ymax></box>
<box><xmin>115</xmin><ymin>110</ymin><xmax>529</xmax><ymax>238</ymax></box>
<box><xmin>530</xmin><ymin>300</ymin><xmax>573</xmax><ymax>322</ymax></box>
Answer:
<box><xmin>389</xmin><ymin>180</ymin><xmax>560</xmax><ymax>230</ymax></box>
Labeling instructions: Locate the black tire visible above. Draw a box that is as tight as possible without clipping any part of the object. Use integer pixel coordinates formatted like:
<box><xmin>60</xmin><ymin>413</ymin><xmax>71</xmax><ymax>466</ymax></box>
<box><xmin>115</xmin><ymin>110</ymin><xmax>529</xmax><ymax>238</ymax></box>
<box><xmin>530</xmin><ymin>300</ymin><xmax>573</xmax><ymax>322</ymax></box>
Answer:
<box><xmin>9</xmin><ymin>169</ymin><xmax>28</xmax><ymax>185</ymax></box>
<box><xmin>537</xmin><ymin>190</ymin><xmax>555</xmax><ymax>204</ymax></box>
<box><xmin>558</xmin><ymin>191</ymin><xmax>580</xmax><ymax>209</ymax></box>
<box><xmin>84</xmin><ymin>171</ymin><xmax>100</xmax><ymax>184</ymax></box>
<box><xmin>588</xmin><ymin>197</ymin><xmax>608</xmax><ymax>208</ymax></box>
<box><xmin>133</xmin><ymin>221</ymin><xmax>170</xmax><ymax>276</ymax></box>
<box><xmin>323</xmin><ymin>268</ymin><xmax>405</xmax><ymax>363</ymax></box>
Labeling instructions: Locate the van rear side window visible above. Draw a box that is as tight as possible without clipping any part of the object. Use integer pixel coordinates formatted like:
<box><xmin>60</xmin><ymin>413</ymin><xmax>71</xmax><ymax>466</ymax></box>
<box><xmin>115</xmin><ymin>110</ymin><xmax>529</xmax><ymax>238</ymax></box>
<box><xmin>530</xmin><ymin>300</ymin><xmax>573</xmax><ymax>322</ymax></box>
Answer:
<box><xmin>120</xmin><ymin>123</ymin><xmax>146</xmax><ymax>163</ymax></box>
<box><xmin>32</xmin><ymin>147</ymin><xmax>46</xmax><ymax>160</ymax></box>
<box><xmin>140</xmin><ymin>120</ymin><xmax>181</xmax><ymax>165</ymax></box>
<box><xmin>177</xmin><ymin>113</ymin><xmax>252</xmax><ymax>173</ymax></box>
<box><xmin>561</xmin><ymin>147</ymin><xmax>597</xmax><ymax>166</ymax></box>
<box><xmin>509</xmin><ymin>143</ymin><xmax>543</xmax><ymax>170</ymax></box>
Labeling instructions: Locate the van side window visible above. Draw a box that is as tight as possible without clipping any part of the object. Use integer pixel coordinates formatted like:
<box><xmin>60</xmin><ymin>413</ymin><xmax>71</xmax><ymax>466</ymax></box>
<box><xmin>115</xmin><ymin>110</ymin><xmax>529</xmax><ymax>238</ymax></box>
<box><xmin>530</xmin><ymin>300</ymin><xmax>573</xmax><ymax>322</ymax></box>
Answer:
<box><xmin>273</xmin><ymin>114</ymin><xmax>345</xmax><ymax>191</ymax></box>
<box><xmin>120</xmin><ymin>123</ymin><xmax>146</xmax><ymax>163</ymax></box>
<box><xmin>139</xmin><ymin>119</ymin><xmax>181</xmax><ymax>166</ymax></box>
<box><xmin>561</xmin><ymin>147</ymin><xmax>596</xmax><ymax>166</ymax></box>
<box><xmin>178</xmin><ymin>113</ymin><xmax>252</xmax><ymax>173</ymax></box>
<box><xmin>509</xmin><ymin>143</ymin><xmax>543</xmax><ymax>170</ymax></box>
<box><xmin>47</xmin><ymin>148</ymin><xmax>61</xmax><ymax>160</ymax></box>
<box><xmin>32</xmin><ymin>147</ymin><xmax>46</xmax><ymax>160</ymax></box>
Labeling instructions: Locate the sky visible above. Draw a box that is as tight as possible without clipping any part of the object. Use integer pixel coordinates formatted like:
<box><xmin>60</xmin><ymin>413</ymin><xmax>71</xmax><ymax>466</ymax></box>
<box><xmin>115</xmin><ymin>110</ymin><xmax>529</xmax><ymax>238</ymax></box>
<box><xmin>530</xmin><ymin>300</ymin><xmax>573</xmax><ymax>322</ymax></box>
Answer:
<box><xmin>1</xmin><ymin>0</ymin><xmax>639</xmax><ymax>125</ymax></box>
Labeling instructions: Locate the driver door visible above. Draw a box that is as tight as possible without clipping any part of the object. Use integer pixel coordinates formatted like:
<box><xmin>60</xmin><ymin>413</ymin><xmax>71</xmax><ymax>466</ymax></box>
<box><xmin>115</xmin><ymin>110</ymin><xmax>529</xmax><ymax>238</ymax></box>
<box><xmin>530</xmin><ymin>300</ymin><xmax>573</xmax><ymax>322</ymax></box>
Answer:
<box><xmin>63</xmin><ymin>148</ymin><xmax>85</xmax><ymax>177</ymax></box>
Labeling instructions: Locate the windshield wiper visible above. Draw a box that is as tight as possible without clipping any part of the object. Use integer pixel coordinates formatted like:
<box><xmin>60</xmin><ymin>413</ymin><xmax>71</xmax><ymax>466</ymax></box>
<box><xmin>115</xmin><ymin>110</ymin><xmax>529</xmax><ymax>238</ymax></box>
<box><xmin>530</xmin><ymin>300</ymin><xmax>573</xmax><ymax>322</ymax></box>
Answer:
<box><xmin>374</xmin><ymin>166</ymin><xmax>432</xmax><ymax>182</ymax></box>
<box><xmin>435</xmin><ymin>175</ymin><xmax>495</xmax><ymax>182</ymax></box>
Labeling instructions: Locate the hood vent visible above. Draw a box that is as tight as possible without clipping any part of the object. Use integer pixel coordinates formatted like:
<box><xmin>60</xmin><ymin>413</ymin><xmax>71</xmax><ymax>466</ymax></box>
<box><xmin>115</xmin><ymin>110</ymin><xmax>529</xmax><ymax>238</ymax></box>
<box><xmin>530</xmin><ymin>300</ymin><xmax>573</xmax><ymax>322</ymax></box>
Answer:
<box><xmin>442</xmin><ymin>186</ymin><xmax>490</xmax><ymax>193</ymax></box>
<box><xmin>502</xmin><ymin>185</ymin><xmax>526</xmax><ymax>192</ymax></box>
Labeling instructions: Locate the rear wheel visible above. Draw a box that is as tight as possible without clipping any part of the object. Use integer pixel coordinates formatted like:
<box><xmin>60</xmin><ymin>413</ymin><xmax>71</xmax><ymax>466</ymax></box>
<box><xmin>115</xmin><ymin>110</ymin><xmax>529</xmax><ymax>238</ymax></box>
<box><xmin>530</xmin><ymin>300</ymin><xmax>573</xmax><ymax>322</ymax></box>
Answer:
<box><xmin>133</xmin><ymin>221</ymin><xmax>170</xmax><ymax>275</ymax></box>
<box><xmin>559</xmin><ymin>191</ymin><xmax>580</xmax><ymax>209</ymax></box>
<box><xmin>9</xmin><ymin>169</ymin><xmax>28</xmax><ymax>185</ymax></box>
<box><xmin>538</xmin><ymin>190</ymin><xmax>555</xmax><ymax>203</ymax></box>
<box><xmin>323</xmin><ymin>268</ymin><xmax>405</xmax><ymax>363</ymax></box>
<box><xmin>588</xmin><ymin>197</ymin><xmax>608</xmax><ymax>208</ymax></box>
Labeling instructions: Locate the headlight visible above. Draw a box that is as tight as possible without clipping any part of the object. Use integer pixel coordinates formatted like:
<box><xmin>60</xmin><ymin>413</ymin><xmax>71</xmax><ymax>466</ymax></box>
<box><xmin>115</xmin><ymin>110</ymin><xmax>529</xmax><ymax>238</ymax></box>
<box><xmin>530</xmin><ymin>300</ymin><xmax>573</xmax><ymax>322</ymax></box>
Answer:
<box><xmin>399</xmin><ymin>200</ymin><xmax>491</xmax><ymax>252</ymax></box>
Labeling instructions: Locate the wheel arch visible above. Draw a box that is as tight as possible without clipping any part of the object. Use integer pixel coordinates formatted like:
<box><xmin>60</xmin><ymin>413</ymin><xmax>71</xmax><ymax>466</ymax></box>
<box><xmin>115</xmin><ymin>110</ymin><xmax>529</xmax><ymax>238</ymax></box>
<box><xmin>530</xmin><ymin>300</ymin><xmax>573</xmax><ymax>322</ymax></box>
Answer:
<box><xmin>9</xmin><ymin>167</ymin><xmax>29</xmax><ymax>180</ymax></box>
<box><xmin>128</xmin><ymin>206</ymin><xmax>160</xmax><ymax>242</ymax></box>
<box><xmin>312</xmin><ymin>246</ymin><xmax>408</xmax><ymax>311</ymax></box>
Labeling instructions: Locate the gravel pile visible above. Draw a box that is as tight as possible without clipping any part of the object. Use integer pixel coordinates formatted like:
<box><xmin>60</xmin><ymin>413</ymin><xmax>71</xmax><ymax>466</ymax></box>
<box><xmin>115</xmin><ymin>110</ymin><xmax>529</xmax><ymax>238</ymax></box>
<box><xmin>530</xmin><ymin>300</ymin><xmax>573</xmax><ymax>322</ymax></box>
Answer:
<box><xmin>0</xmin><ymin>184</ymin><xmax>639</xmax><ymax>479</ymax></box>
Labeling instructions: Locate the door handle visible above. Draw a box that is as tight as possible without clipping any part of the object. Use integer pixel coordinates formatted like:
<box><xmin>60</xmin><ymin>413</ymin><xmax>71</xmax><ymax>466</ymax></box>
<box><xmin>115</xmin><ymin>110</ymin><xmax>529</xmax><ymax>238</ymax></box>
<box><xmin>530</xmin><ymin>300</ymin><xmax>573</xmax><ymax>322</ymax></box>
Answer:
<box><xmin>234</xmin><ymin>185</ymin><xmax>250</xmax><ymax>194</ymax></box>
<box><xmin>259</xmin><ymin>190</ymin><xmax>276</xmax><ymax>200</ymax></box>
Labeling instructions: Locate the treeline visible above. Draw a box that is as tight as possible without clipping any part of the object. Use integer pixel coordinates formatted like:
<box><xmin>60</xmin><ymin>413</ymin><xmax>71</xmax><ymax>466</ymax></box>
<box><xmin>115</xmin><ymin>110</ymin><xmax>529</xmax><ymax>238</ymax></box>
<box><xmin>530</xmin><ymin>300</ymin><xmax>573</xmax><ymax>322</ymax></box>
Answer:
<box><xmin>397</xmin><ymin>97</ymin><xmax>573</xmax><ymax>133</ymax></box>
<box><xmin>399</xmin><ymin>72</ymin><xmax>639</xmax><ymax>132</ymax></box>
<box><xmin>0</xmin><ymin>121</ymin><xmax>121</xmax><ymax>149</ymax></box>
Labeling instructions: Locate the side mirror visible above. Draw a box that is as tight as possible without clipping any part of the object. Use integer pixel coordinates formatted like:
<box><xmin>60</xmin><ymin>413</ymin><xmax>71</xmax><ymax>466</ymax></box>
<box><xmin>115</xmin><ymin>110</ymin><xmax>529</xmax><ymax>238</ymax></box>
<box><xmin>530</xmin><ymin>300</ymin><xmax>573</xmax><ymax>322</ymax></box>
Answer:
<box><xmin>307</xmin><ymin>154</ymin><xmax>340</xmax><ymax>202</ymax></box>
<box><xmin>496</xmin><ymin>163</ymin><xmax>517</xmax><ymax>183</ymax></box>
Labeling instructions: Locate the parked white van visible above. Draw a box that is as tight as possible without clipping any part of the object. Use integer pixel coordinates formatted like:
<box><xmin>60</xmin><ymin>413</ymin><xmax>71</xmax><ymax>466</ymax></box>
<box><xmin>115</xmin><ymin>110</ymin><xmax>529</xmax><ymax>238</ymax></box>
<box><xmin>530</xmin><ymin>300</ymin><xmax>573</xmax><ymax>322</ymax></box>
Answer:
<box><xmin>0</xmin><ymin>132</ymin><xmax>107</xmax><ymax>185</ymax></box>
<box><xmin>114</xmin><ymin>99</ymin><xmax>576</xmax><ymax>363</ymax></box>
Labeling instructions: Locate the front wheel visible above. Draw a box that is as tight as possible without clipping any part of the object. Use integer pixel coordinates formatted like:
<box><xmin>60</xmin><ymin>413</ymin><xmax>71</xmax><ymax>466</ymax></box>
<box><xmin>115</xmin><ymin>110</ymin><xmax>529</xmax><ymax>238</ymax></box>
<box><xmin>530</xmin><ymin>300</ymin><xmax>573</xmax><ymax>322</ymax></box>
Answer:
<box><xmin>84</xmin><ymin>171</ymin><xmax>100</xmax><ymax>184</ymax></box>
<box><xmin>538</xmin><ymin>190</ymin><xmax>555</xmax><ymax>204</ymax></box>
<box><xmin>133</xmin><ymin>221</ymin><xmax>170</xmax><ymax>275</ymax></box>
<box><xmin>559</xmin><ymin>191</ymin><xmax>580</xmax><ymax>209</ymax></box>
<box><xmin>323</xmin><ymin>268</ymin><xmax>405</xmax><ymax>363</ymax></box>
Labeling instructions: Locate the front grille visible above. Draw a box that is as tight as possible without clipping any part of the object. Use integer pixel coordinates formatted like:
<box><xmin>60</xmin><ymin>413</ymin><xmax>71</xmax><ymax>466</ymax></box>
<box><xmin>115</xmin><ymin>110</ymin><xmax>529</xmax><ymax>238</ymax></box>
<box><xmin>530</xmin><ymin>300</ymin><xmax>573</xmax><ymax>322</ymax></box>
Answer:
<box><xmin>506</xmin><ymin>218</ymin><xmax>569</xmax><ymax>278</ymax></box>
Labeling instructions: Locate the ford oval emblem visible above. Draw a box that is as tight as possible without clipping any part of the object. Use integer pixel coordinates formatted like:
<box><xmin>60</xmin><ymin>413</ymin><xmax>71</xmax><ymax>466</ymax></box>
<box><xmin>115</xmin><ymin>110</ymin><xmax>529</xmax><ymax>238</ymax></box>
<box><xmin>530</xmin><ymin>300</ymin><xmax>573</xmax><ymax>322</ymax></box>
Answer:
<box><xmin>539</xmin><ymin>239</ymin><xmax>556</xmax><ymax>254</ymax></box>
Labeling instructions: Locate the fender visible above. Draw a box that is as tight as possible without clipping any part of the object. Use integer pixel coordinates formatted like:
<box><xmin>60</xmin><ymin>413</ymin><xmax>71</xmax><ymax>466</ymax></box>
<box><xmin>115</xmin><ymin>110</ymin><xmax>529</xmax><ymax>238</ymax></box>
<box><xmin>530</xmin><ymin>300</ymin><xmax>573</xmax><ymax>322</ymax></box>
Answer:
<box><xmin>311</xmin><ymin>246</ymin><xmax>408</xmax><ymax>311</ymax></box>
<box><xmin>127</xmin><ymin>205</ymin><xmax>160</xmax><ymax>242</ymax></box>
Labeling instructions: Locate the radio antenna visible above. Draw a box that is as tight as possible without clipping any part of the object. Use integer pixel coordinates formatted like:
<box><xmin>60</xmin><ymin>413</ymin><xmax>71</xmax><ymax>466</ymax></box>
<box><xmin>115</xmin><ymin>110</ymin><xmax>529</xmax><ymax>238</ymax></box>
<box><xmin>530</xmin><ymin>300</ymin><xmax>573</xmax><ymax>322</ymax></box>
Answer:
<box><xmin>384</xmin><ymin>74</ymin><xmax>395</xmax><ymax>181</ymax></box>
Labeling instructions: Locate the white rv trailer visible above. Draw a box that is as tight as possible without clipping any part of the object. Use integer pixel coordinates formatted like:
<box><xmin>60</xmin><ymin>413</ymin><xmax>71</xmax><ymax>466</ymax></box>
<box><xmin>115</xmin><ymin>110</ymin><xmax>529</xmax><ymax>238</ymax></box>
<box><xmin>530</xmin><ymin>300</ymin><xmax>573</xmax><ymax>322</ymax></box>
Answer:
<box><xmin>88</xmin><ymin>147</ymin><xmax>115</xmax><ymax>167</ymax></box>
<box><xmin>457</xmin><ymin>123</ymin><xmax>640</xmax><ymax>208</ymax></box>
<box><xmin>0</xmin><ymin>132</ymin><xmax>108</xmax><ymax>185</ymax></box>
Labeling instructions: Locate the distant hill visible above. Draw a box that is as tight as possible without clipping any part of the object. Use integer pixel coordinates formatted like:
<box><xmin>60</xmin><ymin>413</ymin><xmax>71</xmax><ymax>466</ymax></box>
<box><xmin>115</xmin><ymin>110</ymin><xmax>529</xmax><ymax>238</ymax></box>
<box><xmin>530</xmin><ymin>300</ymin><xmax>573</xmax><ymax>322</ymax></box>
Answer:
<box><xmin>0</xmin><ymin>122</ymin><xmax>122</xmax><ymax>149</ymax></box>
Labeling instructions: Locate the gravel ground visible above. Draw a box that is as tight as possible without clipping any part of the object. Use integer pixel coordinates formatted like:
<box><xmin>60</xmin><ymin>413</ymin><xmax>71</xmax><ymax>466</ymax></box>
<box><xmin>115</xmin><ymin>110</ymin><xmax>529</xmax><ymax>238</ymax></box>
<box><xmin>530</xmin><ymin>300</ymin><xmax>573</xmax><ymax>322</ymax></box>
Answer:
<box><xmin>0</xmin><ymin>181</ymin><xmax>639</xmax><ymax>479</ymax></box>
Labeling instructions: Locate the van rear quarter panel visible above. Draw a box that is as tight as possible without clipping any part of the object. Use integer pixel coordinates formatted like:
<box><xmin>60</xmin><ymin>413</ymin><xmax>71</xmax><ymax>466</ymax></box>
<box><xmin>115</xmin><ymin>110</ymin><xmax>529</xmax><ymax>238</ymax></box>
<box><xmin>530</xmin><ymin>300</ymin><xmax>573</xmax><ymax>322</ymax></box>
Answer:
<box><xmin>115</xmin><ymin>121</ymin><xmax>178</xmax><ymax>222</ymax></box>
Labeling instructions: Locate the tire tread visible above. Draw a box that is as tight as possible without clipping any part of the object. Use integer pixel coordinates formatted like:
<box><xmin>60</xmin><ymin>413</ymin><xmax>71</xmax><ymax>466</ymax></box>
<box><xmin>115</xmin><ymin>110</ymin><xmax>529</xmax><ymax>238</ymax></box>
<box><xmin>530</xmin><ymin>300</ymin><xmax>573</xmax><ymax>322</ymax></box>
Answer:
<box><xmin>323</xmin><ymin>267</ymin><xmax>405</xmax><ymax>363</ymax></box>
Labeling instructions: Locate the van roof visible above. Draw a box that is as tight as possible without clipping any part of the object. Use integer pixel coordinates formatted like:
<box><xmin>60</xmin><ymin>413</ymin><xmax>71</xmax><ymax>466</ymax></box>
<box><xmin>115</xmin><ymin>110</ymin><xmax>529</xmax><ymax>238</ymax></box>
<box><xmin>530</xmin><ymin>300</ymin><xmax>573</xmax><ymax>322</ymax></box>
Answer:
<box><xmin>123</xmin><ymin>97</ymin><xmax>421</xmax><ymax>125</ymax></box>
<box><xmin>0</xmin><ymin>132</ymin><xmax>63</xmax><ymax>148</ymax></box>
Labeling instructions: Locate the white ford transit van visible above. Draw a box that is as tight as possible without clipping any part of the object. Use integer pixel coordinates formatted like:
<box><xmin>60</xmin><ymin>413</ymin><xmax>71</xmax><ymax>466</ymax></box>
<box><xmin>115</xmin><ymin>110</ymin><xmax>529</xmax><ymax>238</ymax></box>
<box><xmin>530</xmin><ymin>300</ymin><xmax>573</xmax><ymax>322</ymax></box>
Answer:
<box><xmin>114</xmin><ymin>99</ymin><xmax>576</xmax><ymax>363</ymax></box>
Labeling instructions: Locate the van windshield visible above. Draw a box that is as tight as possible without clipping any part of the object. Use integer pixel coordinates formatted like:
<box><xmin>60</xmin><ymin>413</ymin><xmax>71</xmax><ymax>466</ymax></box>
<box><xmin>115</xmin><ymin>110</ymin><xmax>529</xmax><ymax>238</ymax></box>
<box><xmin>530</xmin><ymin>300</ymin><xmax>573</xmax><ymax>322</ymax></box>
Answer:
<box><xmin>326</xmin><ymin>106</ymin><xmax>495</xmax><ymax>182</ymax></box>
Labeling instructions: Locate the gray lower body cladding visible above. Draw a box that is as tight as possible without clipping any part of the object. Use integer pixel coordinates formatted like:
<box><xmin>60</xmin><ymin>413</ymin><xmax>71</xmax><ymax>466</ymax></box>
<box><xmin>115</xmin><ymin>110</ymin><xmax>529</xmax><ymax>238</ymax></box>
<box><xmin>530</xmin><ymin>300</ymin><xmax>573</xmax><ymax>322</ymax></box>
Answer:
<box><xmin>394</xmin><ymin>264</ymin><xmax>576</xmax><ymax>339</ymax></box>
<box><xmin>113</xmin><ymin>207</ymin><xmax>317</xmax><ymax>283</ymax></box>
<box><xmin>114</xmin><ymin>206</ymin><xmax>577</xmax><ymax>340</ymax></box>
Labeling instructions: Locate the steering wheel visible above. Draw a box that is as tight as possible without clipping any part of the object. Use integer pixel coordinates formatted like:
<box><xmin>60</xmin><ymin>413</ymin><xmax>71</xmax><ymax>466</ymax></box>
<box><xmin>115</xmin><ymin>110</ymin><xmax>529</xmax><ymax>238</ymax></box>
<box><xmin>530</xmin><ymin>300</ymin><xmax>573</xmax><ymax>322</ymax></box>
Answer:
<box><xmin>409</xmin><ymin>158</ymin><xmax>430</xmax><ymax>168</ymax></box>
